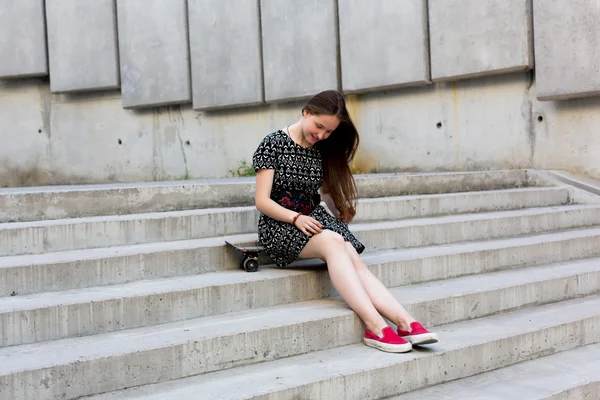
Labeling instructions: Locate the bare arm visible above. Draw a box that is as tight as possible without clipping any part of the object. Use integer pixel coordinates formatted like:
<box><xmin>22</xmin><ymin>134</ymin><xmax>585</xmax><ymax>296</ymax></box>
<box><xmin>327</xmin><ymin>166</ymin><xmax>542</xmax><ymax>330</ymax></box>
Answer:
<box><xmin>255</xmin><ymin>169</ymin><xmax>298</xmax><ymax>223</ymax></box>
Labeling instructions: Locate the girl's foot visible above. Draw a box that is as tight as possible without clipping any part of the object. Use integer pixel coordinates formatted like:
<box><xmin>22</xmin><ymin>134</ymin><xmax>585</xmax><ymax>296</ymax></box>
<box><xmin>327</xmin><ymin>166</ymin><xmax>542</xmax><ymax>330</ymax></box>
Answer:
<box><xmin>364</xmin><ymin>326</ymin><xmax>412</xmax><ymax>353</ymax></box>
<box><xmin>397</xmin><ymin>322</ymin><xmax>438</xmax><ymax>345</ymax></box>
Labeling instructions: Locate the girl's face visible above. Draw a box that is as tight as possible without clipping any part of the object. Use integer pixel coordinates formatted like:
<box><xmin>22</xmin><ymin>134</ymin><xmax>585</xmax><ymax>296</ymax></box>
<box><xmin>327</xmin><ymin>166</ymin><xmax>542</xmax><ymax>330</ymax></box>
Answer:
<box><xmin>301</xmin><ymin>111</ymin><xmax>340</xmax><ymax>145</ymax></box>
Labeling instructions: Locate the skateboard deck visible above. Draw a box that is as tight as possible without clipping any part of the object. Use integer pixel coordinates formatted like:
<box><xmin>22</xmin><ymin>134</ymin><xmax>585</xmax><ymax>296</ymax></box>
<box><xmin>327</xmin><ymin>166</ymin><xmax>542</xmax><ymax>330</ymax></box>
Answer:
<box><xmin>225</xmin><ymin>241</ymin><xmax>264</xmax><ymax>272</ymax></box>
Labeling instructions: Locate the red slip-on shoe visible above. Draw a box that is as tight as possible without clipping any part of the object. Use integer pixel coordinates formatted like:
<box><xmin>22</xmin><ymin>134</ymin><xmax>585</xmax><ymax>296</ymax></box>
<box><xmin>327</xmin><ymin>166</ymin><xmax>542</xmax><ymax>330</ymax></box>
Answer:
<box><xmin>397</xmin><ymin>322</ymin><xmax>438</xmax><ymax>345</ymax></box>
<box><xmin>364</xmin><ymin>326</ymin><xmax>412</xmax><ymax>353</ymax></box>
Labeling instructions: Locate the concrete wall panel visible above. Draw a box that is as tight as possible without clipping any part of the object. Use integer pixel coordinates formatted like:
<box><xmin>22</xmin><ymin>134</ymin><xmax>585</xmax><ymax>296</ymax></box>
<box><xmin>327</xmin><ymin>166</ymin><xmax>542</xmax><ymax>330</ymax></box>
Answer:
<box><xmin>189</xmin><ymin>0</ymin><xmax>263</xmax><ymax>110</ymax></box>
<box><xmin>533</xmin><ymin>0</ymin><xmax>600</xmax><ymax>100</ymax></box>
<box><xmin>46</xmin><ymin>0</ymin><xmax>120</xmax><ymax>93</ymax></box>
<box><xmin>339</xmin><ymin>0</ymin><xmax>430</xmax><ymax>93</ymax></box>
<box><xmin>429</xmin><ymin>0</ymin><xmax>533</xmax><ymax>82</ymax></box>
<box><xmin>116</xmin><ymin>0</ymin><xmax>191</xmax><ymax>108</ymax></box>
<box><xmin>0</xmin><ymin>0</ymin><xmax>48</xmax><ymax>78</ymax></box>
<box><xmin>260</xmin><ymin>0</ymin><xmax>338</xmax><ymax>102</ymax></box>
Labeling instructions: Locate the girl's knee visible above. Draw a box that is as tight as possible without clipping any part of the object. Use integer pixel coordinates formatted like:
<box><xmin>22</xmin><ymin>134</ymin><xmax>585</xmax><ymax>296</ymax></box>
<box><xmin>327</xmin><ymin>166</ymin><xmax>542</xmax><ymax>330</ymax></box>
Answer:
<box><xmin>312</xmin><ymin>231</ymin><xmax>346</xmax><ymax>258</ymax></box>
<box><xmin>319</xmin><ymin>230</ymin><xmax>345</xmax><ymax>245</ymax></box>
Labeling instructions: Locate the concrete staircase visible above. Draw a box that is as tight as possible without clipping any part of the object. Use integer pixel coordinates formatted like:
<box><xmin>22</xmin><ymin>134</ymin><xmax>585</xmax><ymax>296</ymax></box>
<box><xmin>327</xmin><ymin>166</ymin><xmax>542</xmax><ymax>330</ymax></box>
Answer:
<box><xmin>1</xmin><ymin>170</ymin><xmax>599</xmax><ymax>400</ymax></box>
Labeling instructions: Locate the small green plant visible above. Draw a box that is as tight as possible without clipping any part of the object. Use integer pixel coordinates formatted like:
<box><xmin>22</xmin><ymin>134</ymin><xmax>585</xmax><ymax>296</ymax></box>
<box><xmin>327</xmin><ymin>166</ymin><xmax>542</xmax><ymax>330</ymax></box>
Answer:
<box><xmin>351</xmin><ymin>166</ymin><xmax>379</xmax><ymax>174</ymax></box>
<box><xmin>229</xmin><ymin>160</ymin><xmax>256</xmax><ymax>177</ymax></box>
<box><xmin>174</xmin><ymin>174</ymin><xmax>191</xmax><ymax>181</ymax></box>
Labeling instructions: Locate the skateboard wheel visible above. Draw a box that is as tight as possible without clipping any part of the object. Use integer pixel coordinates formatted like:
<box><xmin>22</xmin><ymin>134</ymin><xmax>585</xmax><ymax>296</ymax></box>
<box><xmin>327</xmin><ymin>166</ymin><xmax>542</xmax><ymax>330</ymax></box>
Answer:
<box><xmin>243</xmin><ymin>257</ymin><xmax>259</xmax><ymax>272</ymax></box>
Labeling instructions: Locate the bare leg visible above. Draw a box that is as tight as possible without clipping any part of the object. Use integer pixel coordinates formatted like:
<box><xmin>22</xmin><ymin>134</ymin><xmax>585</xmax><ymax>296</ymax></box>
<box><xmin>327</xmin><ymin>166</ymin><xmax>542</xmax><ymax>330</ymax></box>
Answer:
<box><xmin>299</xmin><ymin>230</ymin><xmax>388</xmax><ymax>335</ymax></box>
<box><xmin>344</xmin><ymin>243</ymin><xmax>416</xmax><ymax>331</ymax></box>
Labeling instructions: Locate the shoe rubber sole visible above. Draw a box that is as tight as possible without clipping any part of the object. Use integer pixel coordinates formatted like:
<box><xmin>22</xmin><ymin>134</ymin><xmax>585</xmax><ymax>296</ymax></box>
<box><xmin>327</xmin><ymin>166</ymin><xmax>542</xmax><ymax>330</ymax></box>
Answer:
<box><xmin>364</xmin><ymin>338</ymin><xmax>413</xmax><ymax>353</ymax></box>
<box><xmin>402</xmin><ymin>333</ymin><xmax>439</xmax><ymax>345</ymax></box>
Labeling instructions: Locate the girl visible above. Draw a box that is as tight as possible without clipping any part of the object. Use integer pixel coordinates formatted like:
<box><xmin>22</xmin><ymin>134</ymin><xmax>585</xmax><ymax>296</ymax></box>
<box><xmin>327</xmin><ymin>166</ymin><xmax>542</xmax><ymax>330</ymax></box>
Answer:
<box><xmin>252</xmin><ymin>90</ymin><xmax>438</xmax><ymax>353</ymax></box>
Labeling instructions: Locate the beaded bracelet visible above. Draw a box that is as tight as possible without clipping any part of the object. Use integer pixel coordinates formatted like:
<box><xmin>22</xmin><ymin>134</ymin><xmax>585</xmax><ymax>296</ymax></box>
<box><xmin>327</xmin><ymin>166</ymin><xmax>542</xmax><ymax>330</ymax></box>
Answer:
<box><xmin>292</xmin><ymin>212</ymin><xmax>302</xmax><ymax>224</ymax></box>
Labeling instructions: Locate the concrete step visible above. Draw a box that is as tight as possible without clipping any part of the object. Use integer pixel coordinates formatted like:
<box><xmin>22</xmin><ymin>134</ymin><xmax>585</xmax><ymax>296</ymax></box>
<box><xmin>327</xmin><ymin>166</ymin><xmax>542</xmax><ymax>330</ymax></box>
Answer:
<box><xmin>3</xmin><ymin>223</ymin><xmax>600</xmax><ymax>300</ymax></box>
<box><xmin>2</xmin><ymin>203</ymin><xmax>600</xmax><ymax>259</ymax></box>
<box><xmin>3</xmin><ymin>249</ymin><xmax>600</xmax><ymax>347</ymax></box>
<box><xmin>2</xmin><ymin>259</ymin><xmax>600</xmax><ymax>399</ymax></box>
<box><xmin>0</xmin><ymin>170</ymin><xmax>533</xmax><ymax>223</ymax></box>
<box><xmin>0</xmin><ymin>187</ymin><xmax>569</xmax><ymax>256</ymax></box>
<box><xmin>355</xmin><ymin>186</ymin><xmax>568</xmax><ymax>221</ymax></box>
<box><xmin>78</xmin><ymin>295</ymin><xmax>600</xmax><ymax>400</ymax></box>
<box><xmin>351</xmin><ymin>204</ymin><xmax>600</xmax><ymax>253</ymax></box>
<box><xmin>391</xmin><ymin>343</ymin><xmax>600</xmax><ymax>400</ymax></box>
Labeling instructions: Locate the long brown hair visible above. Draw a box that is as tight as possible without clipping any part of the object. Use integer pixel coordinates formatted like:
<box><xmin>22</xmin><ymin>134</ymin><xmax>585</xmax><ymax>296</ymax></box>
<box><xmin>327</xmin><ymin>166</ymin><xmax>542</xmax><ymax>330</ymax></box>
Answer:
<box><xmin>303</xmin><ymin>90</ymin><xmax>359</xmax><ymax>220</ymax></box>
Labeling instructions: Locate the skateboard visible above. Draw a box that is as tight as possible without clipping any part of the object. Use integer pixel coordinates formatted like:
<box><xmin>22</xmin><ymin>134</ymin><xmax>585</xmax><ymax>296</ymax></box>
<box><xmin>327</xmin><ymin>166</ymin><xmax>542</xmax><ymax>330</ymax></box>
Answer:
<box><xmin>225</xmin><ymin>241</ymin><xmax>264</xmax><ymax>272</ymax></box>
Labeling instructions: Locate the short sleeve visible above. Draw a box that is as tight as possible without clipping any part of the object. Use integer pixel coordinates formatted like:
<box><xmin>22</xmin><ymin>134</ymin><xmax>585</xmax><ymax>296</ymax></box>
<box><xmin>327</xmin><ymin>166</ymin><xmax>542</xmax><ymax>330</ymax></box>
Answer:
<box><xmin>252</xmin><ymin>133</ymin><xmax>279</xmax><ymax>171</ymax></box>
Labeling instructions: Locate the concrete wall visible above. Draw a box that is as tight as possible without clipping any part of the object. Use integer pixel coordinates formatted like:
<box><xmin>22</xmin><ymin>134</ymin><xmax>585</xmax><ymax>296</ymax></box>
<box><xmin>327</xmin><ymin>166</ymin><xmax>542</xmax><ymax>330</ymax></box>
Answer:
<box><xmin>0</xmin><ymin>79</ymin><xmax>52</xmax><ymax>187</ymax></box>
<box><xmin>1</xmin><ymin>1</ymin><xmax>597</xmax><ymax>106</ymax></box>
<box><xmin>116</xmin><ymin>0</ymin><xmax>192</xmax><ymax>108</ymax></box>
<box><xmin>260</xmin><ymin>0</ymin><xmax>339</xmax><ymax>102</ymax></box>
<box><xmin>338</xmin><ymin>0</ymin><xmax>430</xmax><ymax>93</ymax></box>
<box><xmin>429</xmin><ymin>0</ymin><xmax>533</xmax><ymax>81</ymax></box>
<box><xmin>189</xmin><ymin>0</ymin><xmax>263</xmax><ymax>110</ymax></box>
<box><xmin>1</xmin><ymin>1</ymin><xmax>600</xmax><ymax>185</ymax></box>
<box><xmin>2</xmin><ymin>71</ymin><xmax>600</xmax><ymax>186</ymax></box>
<box><xmin>46</xmin><ymin>0</ymin><xmax>120</xmax><ymax>93</ymax></box>
<box><xmin>347</xmin><ymin>74</ymin><xmax>533</xmax><ymax>173</ymax></box>
<box><xmin>532</xmin><ymin>91</ymin><xmax>600</xmax><ymax>177</ymax></box>
<box><xmin>0</xmin><ymin>0</ymin><xmax>48</xmax><ymax>78</ymax></box>
<box><xmin>533</xmin><ymin>0</ymin><xmax>600</xmax><ymax>100</ymax></box>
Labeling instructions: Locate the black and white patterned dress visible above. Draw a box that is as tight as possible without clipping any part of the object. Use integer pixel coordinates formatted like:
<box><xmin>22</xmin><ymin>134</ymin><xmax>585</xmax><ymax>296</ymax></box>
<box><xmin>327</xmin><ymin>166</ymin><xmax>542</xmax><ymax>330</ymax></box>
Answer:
<box><xmin>252</xmin><ymin>130</ymin><xmax>365</xmax><ymax>268</ymax></box>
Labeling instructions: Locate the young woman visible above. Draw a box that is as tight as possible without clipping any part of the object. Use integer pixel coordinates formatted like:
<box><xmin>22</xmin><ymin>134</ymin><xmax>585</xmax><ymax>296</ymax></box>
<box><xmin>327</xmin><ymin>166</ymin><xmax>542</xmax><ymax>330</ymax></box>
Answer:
<box><xmin>252</xmin><ymin>90</ymin><xmax>438</xmax><ymax>353</ymax></box>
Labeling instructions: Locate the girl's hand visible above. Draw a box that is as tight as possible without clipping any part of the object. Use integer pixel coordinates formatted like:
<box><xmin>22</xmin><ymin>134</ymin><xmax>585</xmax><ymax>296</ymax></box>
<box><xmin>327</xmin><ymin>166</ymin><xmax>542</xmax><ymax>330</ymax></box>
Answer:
<box><xmin>294</xmin><ymin>215</ymin><xmax>323</xmax><ymax>236</ymax></box>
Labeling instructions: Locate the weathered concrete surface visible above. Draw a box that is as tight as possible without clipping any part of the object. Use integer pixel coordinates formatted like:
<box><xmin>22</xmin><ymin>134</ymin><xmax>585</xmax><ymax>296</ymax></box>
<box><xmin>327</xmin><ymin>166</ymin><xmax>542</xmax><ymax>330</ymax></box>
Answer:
<box><xmin>527</xmin><ymin>170</ymin><xmax>600</xmax><ymax>207</ymax></box>
<box><xmin>548</xmin><ymin>170</ymin><xmax>600</xmax><ymax>196</ymax></box>
<box><xmin>0</xmin><ymin>80</ymin><xmax>51</xmax><ymax>188</ymax></box>
<box><xmin>533</xmin><ymin>0</ymin><xmax>600</xmax><ymax>100</ymax></box>
<box><xmin>349</xmin><ymin>205</ymin><xmax>600</xmax><ymax>254</ymax></box>
<box><xmin>338</xmin><ymin>0</ymin><xmax>430</xmax><ymax>93</ymax></box>
<box><xmin>429</xmin><ymin>0</ymin><xmax>533</xmax><ymax>81</ymax></box>
<box><xmin>0</xmin><ymin>235</ymin><xmax>262</xmax><ymax>296</ymax></box>
<box><xmin>1</xmin><ymin>172</ymin><xmax>599</xmax><ymax>399</ymax></box>
<box><xmin>0</xmin><ymin>187</ymin><xmax>570</xmax><ymax>255</ymax></box>
<box><xmin>354</xmin><ymin>187</ymin><xmax>568</xmax><ymax>222</ymax></box>
<box><xmin>2</xmin><ymin>72</ymin><xmax>600</xmax><ymax>186</ymax></box>
<box><xmin>3</xmin><ymin>249</ymin><xmax>600</xmax><ymax>347</ymax></box>
<box><xmin>46</xmin><ymin>0</ymin><xmax>120</xmax><ymax>93</ymax></box>
<box><xmin>0</xmin><ymin>186</ymin><xmax>569</xmax><ymax>251</ymax></box>
<box><xmin>392</xmin><ymin>343</ymin><xmax>600</xmax><ymax>400</ymax></box>
<box><xmin>0</xmin><ymin>170</ymin><xmax>534</xmax><ymax>222</ymax></box>
<box><xmin>0</xmin><ymin>206</ymin><xmax>259</xmax><ymax>255</ymax></box>
<box><xmin>0</xmin><ymin>186</ymin><xmax>570</xmax><ymax>255</ymax></box>
<box><xmin>3</xmin><ymin>223</ymin><xmax>600</xmax><ymax>298</ymax></box>
<box><xmin>39</xmin><ymin>296</ymin><xmax>600</xmax><ymax>400</ymax></box>
<box><xmin>0</xmin><ymin>0</ymin><xmax>48</xmax><ymax>78</ymax></box>
<box><xmin>531</xmin><ymin>84</ymin><xmax>600</xmax><ymax>179</ymax></box>
<box><xmin>0</xmin><ymin>90</ymin><xmax>303</xmax><ymax>187</ymax></box>
<box><xmin>116</xmin><ymin>0</ymin><xmax>191</xmax><ymax>108</ymax></box>
<box><xmin>189</xmin><ymin>0</ymin><xmax>263</xmax><ymax>110</ymax></box>
<box><xmin>346</xmin><ymin>73</ymin><xmax>535</xmax><ymax>174</ymax></box>
<box><xmin>2</xmin><ymin>203</ymin><xmax>599</xmax><ymax>256</ymax></box>
<box><xmin>260</xmin><ymin>0</ymin><xmax>338</xmax><ymax>102</ymax></box>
